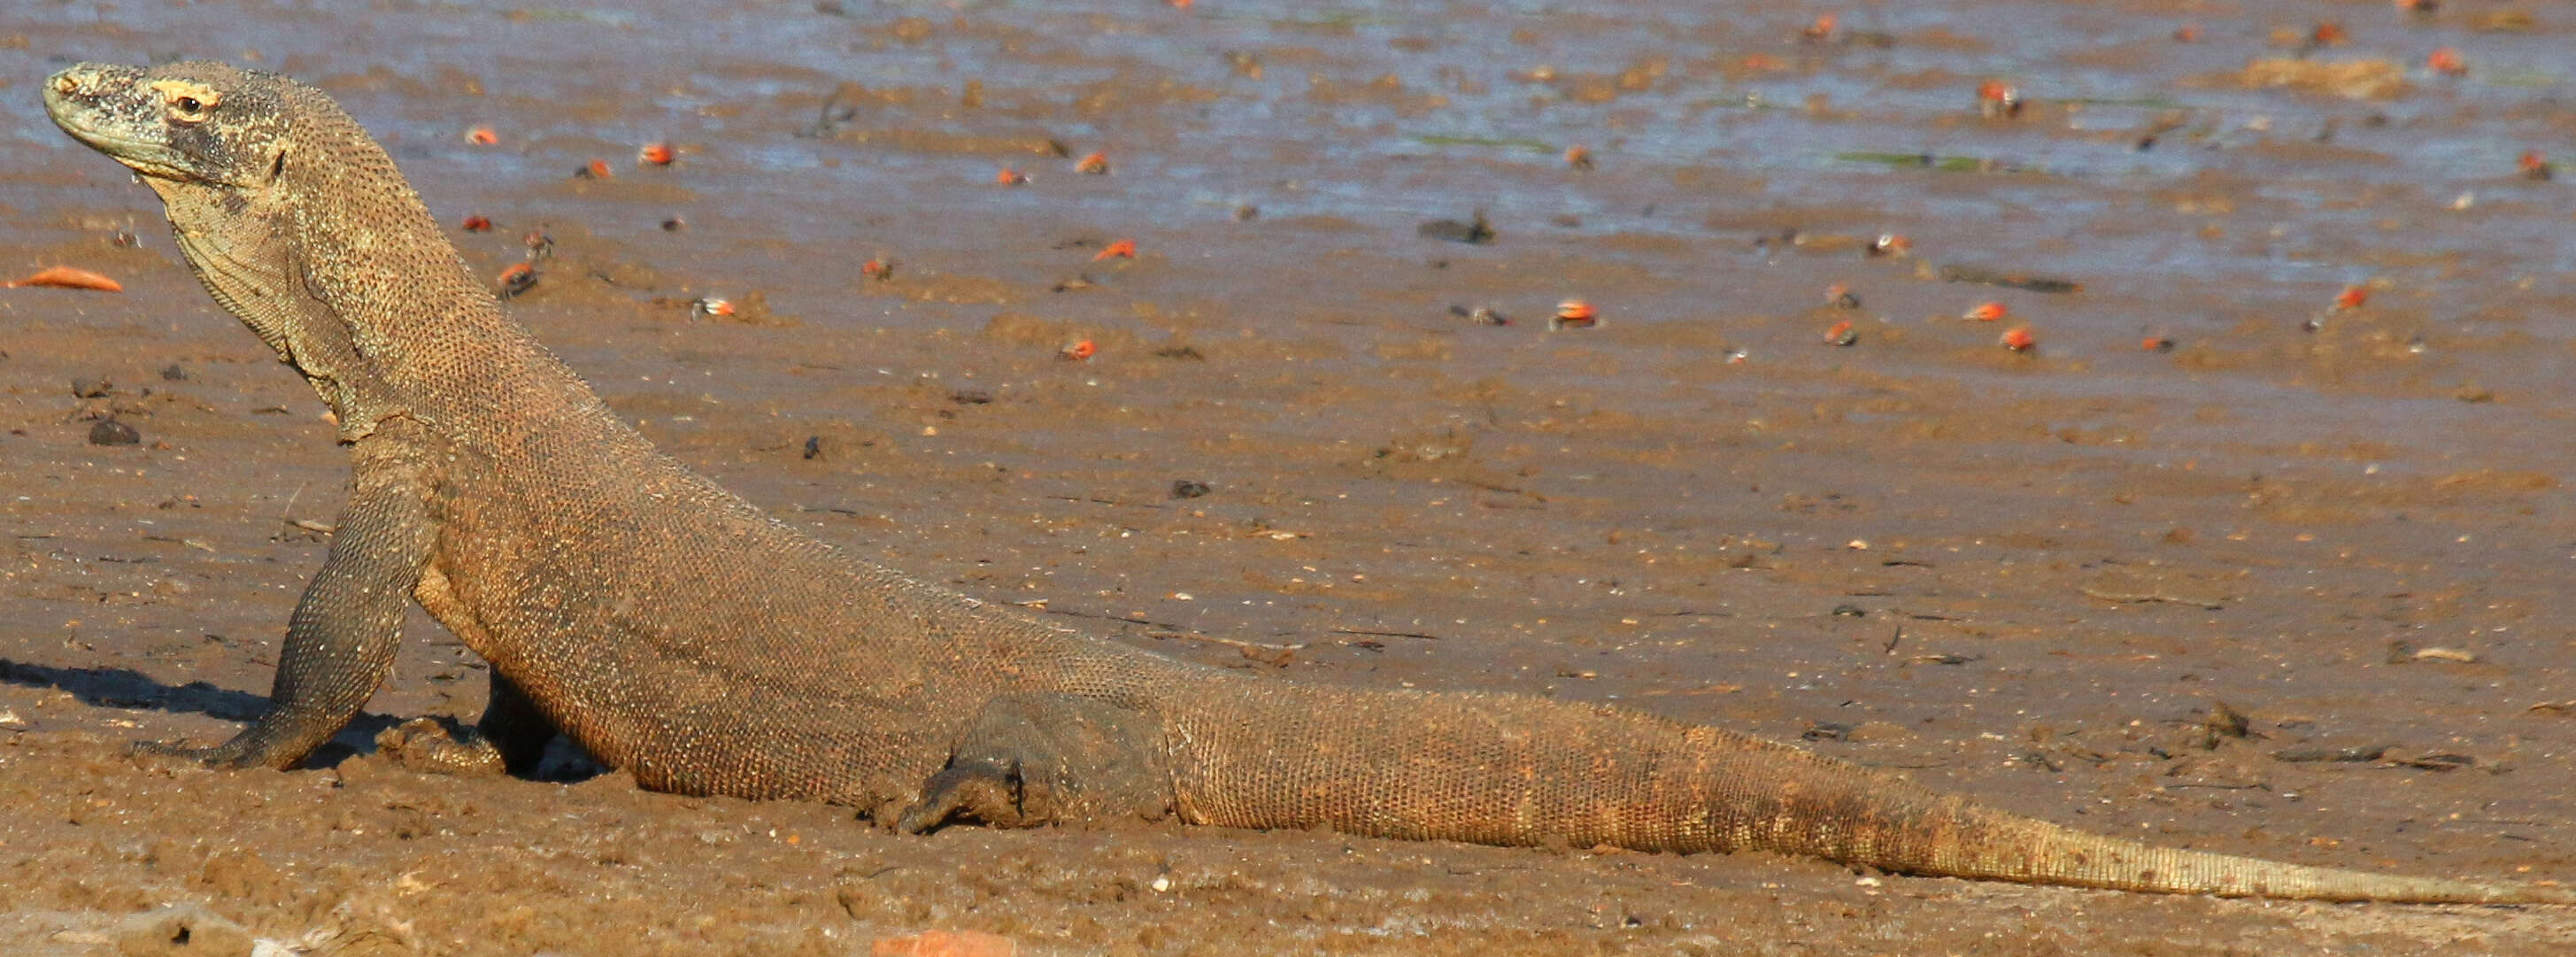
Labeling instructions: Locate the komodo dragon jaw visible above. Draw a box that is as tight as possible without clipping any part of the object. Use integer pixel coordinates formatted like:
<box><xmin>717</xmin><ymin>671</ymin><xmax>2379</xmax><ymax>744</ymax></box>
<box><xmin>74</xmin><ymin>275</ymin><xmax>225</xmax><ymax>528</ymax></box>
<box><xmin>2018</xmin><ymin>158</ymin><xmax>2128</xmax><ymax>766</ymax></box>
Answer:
<box><xmin>38</xmin><ymin>61</ymin><xmax>2576</xmax><ymax>907</ymax></box>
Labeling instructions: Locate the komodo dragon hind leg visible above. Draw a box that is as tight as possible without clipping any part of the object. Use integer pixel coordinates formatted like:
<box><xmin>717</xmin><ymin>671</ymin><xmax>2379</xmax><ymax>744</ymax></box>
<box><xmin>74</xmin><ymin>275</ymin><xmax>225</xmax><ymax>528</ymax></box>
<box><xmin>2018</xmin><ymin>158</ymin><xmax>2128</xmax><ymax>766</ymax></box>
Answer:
<box><xmin>893</xmin><ymin>693</ymin><xmax>1176</xmax><ymax>833</ymax></box>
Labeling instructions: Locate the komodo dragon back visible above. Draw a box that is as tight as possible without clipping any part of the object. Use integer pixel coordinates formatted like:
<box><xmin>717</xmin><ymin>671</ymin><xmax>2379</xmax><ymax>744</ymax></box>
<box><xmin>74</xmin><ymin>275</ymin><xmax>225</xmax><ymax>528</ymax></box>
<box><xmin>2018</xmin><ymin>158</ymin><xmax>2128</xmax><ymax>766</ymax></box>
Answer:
<box><xmin>38</xmin><ymin>59</ymin><xmax>2574</xmax><ymax>906</ymax></box>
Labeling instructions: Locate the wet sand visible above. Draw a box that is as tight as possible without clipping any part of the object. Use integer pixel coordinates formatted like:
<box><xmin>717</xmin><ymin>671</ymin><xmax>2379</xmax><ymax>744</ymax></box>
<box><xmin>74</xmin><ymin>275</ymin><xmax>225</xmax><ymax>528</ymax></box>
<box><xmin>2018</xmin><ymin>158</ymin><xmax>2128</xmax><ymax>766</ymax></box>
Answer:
<box><xmin>4</xmin><ymin>2</ymin><xmax>2573</xmax><ymax>953</ymax></box>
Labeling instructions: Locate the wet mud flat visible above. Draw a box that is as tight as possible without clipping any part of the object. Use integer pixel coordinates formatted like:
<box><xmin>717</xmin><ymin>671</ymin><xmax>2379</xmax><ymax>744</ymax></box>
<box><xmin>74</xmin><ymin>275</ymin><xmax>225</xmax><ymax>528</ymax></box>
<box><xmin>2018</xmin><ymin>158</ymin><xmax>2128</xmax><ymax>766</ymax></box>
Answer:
<box><xmin>3</xmin><ymin>1</ymin><xmax>2575</xmax><ymax>953</ymax></box>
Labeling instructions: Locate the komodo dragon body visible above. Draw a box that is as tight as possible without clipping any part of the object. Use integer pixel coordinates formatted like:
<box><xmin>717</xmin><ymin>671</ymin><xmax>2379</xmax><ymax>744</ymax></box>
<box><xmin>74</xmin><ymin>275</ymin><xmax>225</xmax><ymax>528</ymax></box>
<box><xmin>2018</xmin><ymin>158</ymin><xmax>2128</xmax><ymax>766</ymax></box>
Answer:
<box><xmin>39</xmin><ymin>60</ymin><xmax>2568</xmax><ymax>905</ymax></box>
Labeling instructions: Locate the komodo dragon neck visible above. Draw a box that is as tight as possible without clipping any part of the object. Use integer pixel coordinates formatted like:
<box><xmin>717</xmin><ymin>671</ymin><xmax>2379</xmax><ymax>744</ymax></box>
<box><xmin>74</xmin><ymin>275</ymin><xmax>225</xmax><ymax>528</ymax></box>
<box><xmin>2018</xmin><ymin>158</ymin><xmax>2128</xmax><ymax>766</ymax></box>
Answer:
<box><xmin>46</xmin><ymin>59</ymin><xmax>608</xmax><ymax>449</ymax></box>
<box><xmin>40</xmin><ymin>59</ymin><xmax>2576</xmax><ymax>907</ymax></box>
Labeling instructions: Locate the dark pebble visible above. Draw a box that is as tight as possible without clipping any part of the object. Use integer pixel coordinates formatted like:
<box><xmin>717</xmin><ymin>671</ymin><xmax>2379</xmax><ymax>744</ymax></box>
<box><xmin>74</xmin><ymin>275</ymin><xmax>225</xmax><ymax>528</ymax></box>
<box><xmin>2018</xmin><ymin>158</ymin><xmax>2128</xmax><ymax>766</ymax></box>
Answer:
<box><xmin>1170</xmin><ymin>480</ymin><xmax>1213</xmax><ymax>499</ymax></box>
<box><xmin>71</xmin><ymin>378</ymin><xmax>112</xmax><ymax>398</ymax></box>
<box><xmin>159</xmin><ymin>364</ymin><xmax>189</xmax><ymax>382</ymax></box>
<box><xmin>1416</xmin><ymin>212</ymin><xmax>1494</xmax><ymax>245</ymax></box>
<box><xmin>89</xmin><ymin>419</ymin><xmax>142</xmax><ymax>446</ymax></box>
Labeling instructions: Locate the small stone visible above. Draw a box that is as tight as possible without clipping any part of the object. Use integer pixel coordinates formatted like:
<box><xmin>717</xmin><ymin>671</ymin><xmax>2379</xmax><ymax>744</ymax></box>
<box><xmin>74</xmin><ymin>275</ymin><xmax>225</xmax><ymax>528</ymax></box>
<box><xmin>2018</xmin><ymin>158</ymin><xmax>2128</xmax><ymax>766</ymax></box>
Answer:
<box><xmin>1169</xmin><ymin>480</ymin><xmax>1212</xmax><ymax>499</ymax></box>
<box><xmin>89</xmin><ymin>420</ymin><xmax>142</xmax><ymax>446</ymax></box>
<box><xmin>870</xmin><ymin>930</ymin><xmax>1017</xmax><ymax>957</ymax></box>
<box><xmin>159</xmin><ymin>364</ymin><xmax>189</xmax><ymax>382</ymax></box>
<box><xmin>72</xmin><ymin>377</ymin><xmax>112</xmax><ymax>397</ymax></box>
<box><xmin>115</xmin><ymin>905</ymin><xmax>254</xmax><ymax>957</ymax></box>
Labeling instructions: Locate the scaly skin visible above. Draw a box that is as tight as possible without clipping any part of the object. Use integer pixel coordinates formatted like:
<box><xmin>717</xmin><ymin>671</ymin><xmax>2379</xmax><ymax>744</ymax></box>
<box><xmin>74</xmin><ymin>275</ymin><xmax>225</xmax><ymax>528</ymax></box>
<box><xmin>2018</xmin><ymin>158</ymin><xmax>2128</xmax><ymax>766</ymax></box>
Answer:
<box><xmin>40</xmin><ymin>60</ymin><xmax>2572</xmax><ymax>905</ymax></box>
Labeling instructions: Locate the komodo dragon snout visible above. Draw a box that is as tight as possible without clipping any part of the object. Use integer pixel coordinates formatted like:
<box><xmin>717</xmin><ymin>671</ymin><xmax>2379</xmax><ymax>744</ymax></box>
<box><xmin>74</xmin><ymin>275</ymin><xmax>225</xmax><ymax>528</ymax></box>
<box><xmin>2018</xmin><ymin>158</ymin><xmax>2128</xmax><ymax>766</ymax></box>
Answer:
<box><xmin>36</xmin><ymin>59</ymin><xmax>2576</xmax><ymax>907</ymax></box>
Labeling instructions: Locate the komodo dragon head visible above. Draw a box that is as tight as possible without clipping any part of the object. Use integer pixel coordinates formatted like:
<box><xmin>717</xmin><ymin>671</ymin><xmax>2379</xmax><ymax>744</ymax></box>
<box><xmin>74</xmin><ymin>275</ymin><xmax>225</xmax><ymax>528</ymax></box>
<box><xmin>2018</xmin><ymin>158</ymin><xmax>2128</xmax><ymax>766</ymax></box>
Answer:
<box><xmin>44</xmin><ymin>61</ymin><xmax>291</xmax><ymax>189</ymax></box>
<box><xmin>43</xmin><ymin>60</ymin><xmax>460</xmax><ymax>442</ymax></box>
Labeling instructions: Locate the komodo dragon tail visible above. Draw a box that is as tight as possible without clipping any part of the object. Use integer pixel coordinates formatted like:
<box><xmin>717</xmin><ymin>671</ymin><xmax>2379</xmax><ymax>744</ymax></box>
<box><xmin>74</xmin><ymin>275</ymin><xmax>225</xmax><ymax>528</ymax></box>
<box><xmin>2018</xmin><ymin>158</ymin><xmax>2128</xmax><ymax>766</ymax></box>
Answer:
<box><xmin>1161</xmin><ymin>683</ymin><xmax>2571</xmax><ymax>903</ymax></box>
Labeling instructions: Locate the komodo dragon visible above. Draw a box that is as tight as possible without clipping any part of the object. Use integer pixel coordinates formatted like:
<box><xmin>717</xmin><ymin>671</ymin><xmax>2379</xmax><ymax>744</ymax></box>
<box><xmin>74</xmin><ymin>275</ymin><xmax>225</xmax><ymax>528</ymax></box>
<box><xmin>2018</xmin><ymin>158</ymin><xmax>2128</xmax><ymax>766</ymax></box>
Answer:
<box><xmin>39</xmin><ymin>59</ymin><xmax>2570</xmax><ymax>905</ymax></box>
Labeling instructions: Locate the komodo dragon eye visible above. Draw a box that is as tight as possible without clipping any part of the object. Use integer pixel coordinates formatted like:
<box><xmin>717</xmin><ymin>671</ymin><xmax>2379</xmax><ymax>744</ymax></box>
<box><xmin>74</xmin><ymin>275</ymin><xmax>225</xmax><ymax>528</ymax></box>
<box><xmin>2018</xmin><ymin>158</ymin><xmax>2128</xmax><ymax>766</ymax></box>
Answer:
<box><xmin>148</xmin><ymin>80</ymin><xmax>221</xmax><ymax>125</ymax></box>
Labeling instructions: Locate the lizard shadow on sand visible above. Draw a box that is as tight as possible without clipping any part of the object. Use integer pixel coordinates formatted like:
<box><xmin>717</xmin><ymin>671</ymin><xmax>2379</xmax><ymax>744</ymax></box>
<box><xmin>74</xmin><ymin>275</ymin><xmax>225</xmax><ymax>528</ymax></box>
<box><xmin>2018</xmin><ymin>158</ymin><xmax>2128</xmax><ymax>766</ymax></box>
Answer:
<box><xmin>0</xmin><ymin>659</ymin><xmax>609</xmax><ymax>780</ymax></box>
<box><xmin>0</xmin><ymin>658</ymin><xmax>410</xmax><ymax>770</ymax></box>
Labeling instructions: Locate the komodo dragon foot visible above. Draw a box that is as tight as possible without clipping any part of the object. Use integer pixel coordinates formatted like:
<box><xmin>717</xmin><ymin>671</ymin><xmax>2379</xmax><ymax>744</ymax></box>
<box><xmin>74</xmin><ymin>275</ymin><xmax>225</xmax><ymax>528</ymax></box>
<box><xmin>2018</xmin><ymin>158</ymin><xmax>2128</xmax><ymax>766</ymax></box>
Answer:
<box><xmin>895</xmin><ymin>694</ymin><xmax>1176</xmax><ymax>833</ymax></box>
<box><xmin>373</xmin><ymin>718</ymin><xmax>510</xmax><ymax>776</ymax></box>
<box><xmin>374</xmin><ymin>676</ymin><xmax>572</xmax><ymax>778</ymax></box>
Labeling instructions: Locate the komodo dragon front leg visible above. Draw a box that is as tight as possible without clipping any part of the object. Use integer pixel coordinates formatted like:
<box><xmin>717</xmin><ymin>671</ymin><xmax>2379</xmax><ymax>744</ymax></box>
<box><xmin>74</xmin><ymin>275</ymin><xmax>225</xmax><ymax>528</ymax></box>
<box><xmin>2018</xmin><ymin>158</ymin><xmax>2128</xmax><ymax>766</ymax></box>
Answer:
<box><xmin>144</xmin><ymin>428</ymin><xmax>433</xmax><ymax>768</ymax></box>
